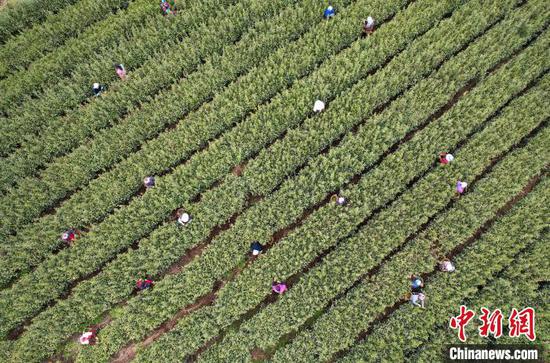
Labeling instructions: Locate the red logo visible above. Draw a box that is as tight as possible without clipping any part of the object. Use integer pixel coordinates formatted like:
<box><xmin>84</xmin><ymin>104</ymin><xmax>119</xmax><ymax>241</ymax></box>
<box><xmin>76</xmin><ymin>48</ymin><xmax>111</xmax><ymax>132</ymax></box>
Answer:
<box><xmin>450</xmin><ymin>306</ymin><xmax>536</xmax><ymax>342</ymax></box>
<box><xmin>478</xmin><ymin>307</ymin><xmax>503</xmax><ymax>338</ymax></box>
<box><xmin>509</xmin><ymin>307</ymin><xmax>536</xmax><ymax>341</ymax></box>
<box><xmin>450</xmin><ymin>305</ymin><xmax>476</xmax><ymax>342</ymax></box>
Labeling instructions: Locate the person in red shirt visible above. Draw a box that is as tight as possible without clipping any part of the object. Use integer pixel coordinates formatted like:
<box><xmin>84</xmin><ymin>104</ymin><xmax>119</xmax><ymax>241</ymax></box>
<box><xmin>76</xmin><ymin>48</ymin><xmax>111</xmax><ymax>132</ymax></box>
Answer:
<box><xmin>136</xmin><ymin>278</ymin><xmax>154</xmax><ymax>291</ymax></box>
<box><xmin>439</xmin><ymin>152</ymin><xmax>454</xmax><ymax>165</ymax></box>
<box><xmin>61</xmin><ymin>229</ymin><xmax>81</xmax><ymax>245</ymax></box>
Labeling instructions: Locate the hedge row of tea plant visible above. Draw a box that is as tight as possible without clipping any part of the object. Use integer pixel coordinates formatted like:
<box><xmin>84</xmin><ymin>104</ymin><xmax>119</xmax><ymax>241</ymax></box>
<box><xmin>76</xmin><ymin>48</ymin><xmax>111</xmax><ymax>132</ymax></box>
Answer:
<box><xmin>274</xmin><ymin>125</ymin><xmax>549</xmax><ymax>362</ymax></box>
<box><xmin>0</xmin><ymin>0</ymin><xmax>80</xmax><ymax>43</ymax></box>
<box><xmin>338</xmin><ymin>181</ymin><xmax>548</xmax><ymax>362</ymax></box>
<box><xmin>73</xmin><ymin>3</ymin><xmax>546</xmax><ymax>361</ymax></box>
<box><xmin>185</xmin><ymin>53</ymin><xmax>550</xmax><ymax>363</ymax></box>
<box><xmin>0</xmin><ymin>0</ymin><xmax>134</xmax><ymax>77</ymax></box>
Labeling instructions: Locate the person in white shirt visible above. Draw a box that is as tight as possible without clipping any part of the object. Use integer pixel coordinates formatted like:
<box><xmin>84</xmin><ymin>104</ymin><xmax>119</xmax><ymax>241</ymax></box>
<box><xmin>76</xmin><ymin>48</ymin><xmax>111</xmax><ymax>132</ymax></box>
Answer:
<box><xmin>92</xmin><ymin>83</ymin><xmax>104</xmax><ymax>97</ymax></box>
<box><xmin>439</xmin><ymin>259</ymin><xmax>455</xmax><ymax>272</ymax></box>
<box><xmin>410</xmin><ymin>292</ymin><xmax>425</xmax><ymax>308</ymax></box>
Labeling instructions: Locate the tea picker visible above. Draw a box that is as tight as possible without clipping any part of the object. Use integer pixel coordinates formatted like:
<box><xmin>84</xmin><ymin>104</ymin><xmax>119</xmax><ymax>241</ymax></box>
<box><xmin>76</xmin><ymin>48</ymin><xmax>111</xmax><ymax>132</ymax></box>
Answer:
<box><xmin>410</xmin><ymin>274</ymin><xmax>424</xmax><ymax>294</ymax></box>
<box><xmin>92</xmin><ymin>82</ymin><xmax>105</xmax><ymax>97</ymax></box>
<box><xmin>250</xmin><ymin>241</ymin><xmax>264</xmax><ymax>256</ymax></box>
<box><xmin>456</xmin><ymin>180</ymin><xmax>468</xmax><ymax>194</ymax></box>
<box><xmin>115</xmin><ymin>64</ymin><xmax>127</xmax><ymax>80</ymax></box>
<box><xmin>410</xmin><ymin>292</ymin><xmax>425</xmax><ymax>308</ymax></box>
<box><xmin>143</xmin><ymin>176</ymin><xmax>155</xmax><ymax>188</ymax></box>
<box><xmin>331</xmin><ymin>193</ymin><xmax>347</xmax><ymax>206</ymax></box>
<box><xmin>324</xmin><ymin>5</ymin><xmax>335</xmax><ymax>19</ymax></box>
<box><xmin>61</xmin><ymin>229</ymin><xmax>81</xmax><ymax>245</ymax></box>
<box><xmin>362</xmin><ymin>16</ymin><xmax>375</xmax><ymax>37</ymax></box>
<box><xmin>176</xmin><ymin>208</ymin><xmax>192</xmax><ymax>226</ymax></box>
<box><xmin>439</xmin><ymin>152</ymin><xmax>454</xmax><ymax>165</ymax></box>
<box><xmin>272</xmin><ymin>280</ymin><xmax>287</xmax><ymax>294</ymax></box>
<box><xmin>439</xmin><ymin>259</ymin><xmax>455</xmax><ymax>272</ymax></box>
<box><xmin>79</xmin><ymin>328</ymin><xmax>98</xmax><ymax>345</ymax></box>
<box><xmin>136</xmin><ymin>278</ymin><xmax>154</xmax><ymax>291</ymax></box>
<box><xmin>313</xmin><ymin>100</ymin><xmax>325</xmax><ymax>113</ymax></box>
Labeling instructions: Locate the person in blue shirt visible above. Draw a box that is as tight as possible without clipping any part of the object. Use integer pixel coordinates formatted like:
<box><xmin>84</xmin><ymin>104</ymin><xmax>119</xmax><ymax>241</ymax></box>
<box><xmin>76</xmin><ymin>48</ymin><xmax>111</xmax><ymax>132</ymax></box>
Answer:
<box><xmin>324</xmin><ymin>5</ymin><xmax>335</xmax><ymax>19</ymax></box>
<box><xmin>410</xmin><ymin>274</ymin><xmax>424</xmax><ymax>293</ymax></box>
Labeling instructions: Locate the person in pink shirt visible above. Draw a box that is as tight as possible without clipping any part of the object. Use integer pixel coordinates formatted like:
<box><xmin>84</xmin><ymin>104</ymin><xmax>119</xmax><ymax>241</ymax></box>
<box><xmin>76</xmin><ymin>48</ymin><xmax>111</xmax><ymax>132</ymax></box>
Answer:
<box><xmin>456</xmin><ymin>180</ymin><xmax>468</xmax><ymax>194</ymax></box>
<box><xmin>115</xmin><ymin>64</ymin><xmax>127</xmax><ymax>80</ymax></box>
<box><xmin>272</xmin><ymin>280</ymin><xmax>287</xmax><ymax>294</ymax></box>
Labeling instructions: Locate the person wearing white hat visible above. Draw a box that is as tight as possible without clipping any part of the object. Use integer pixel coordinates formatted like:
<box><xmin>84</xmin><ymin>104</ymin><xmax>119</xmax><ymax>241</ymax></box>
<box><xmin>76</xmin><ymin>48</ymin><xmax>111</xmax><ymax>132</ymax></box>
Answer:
<box><xmin>177</xmin><ymin>211</ymin><xmax>191</xmax><ymax>226</ymax></box>
<box><xmin>92</xmin><ymin>82</ymin><xmax>104</xmax><ymax>97</ymax></box>
<box><xmin>79</xmin><ymin>329</ymin><xmax>97</xmax><ymax>345</ymax></box>
<box><xmin>410</xmin><ymin>292</ymin><xmax>425</xmax><ymax>308</ymax></box>
<box><xmin>439</xmin><ymin>152</ymin><xmax>454</xmax><ymax>165</ymax></box>
<box><xmin>456</xmin><ymin>180</ymin><xmax>468</xmax><ymax>194</ymax></box>
<box><xmin>313</xmin><ymin>100</ymin><xmax>325</xmax><ymax>113</ymax></box>
<box><xmin>324</xmin><ymin>5</ymin><xmax>335</xmax><ymax>19</ymax></box>
<box><xmin>61</xmin><ymin>228</ymin><xmax>81</xmax><ymax>245</ymax></box>
<box><xmin>439</xmin><ymin>259</ymin><xmax>455</xmax><ymax>272</ymax></box>
<box><xmin>331</xmin><ymin>194</ymin><xmax>347</xmax><ymax>206</ymax></box>
<box><xmin>362</xmin><ymin>16</ymin><xmax>375</xmax><ymax>36</ymax></box>
<box><xmin>143</xmin><ymin>176</ymin><xmax>155</xmax><ymax>188</ymax></box>
<box><xmin>250</xmin><ymin>241</ymin><xmax>264</xmax><ymax>256</ymax></box>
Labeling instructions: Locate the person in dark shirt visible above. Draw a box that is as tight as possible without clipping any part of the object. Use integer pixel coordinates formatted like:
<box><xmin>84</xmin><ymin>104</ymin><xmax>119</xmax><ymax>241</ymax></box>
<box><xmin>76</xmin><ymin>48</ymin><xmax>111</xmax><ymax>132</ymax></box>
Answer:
<box><xmin>250</xmin><ymin>241</ymin><xmax>264</xmax><ymax>256</ymax></box>
<box><xmin>92</xmin><ymin>83</ymin><xmax>105</xmax><ymax>97</ymax></box>
<box><xmin>410</xmin><ymin>274</ymin><xmax>424</xmax><ymax>293</ymax></box>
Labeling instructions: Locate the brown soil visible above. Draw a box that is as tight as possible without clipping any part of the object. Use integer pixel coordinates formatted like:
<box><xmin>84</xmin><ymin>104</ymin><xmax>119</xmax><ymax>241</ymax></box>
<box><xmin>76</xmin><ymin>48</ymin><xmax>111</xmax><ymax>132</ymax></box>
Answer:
<box><xmin>232</xmin><ymin>163</ymin><xmax>245</xmax><ymax>176</ymax></box>
<box><xmin>250</xmin><ymin>347</ymin><xmax>269</xmax><ymax>361</ymax></box>
<box><xmin>111</xmin><ymin>289</ymin><xmax>219</xmax><ymax>363</ymax></box>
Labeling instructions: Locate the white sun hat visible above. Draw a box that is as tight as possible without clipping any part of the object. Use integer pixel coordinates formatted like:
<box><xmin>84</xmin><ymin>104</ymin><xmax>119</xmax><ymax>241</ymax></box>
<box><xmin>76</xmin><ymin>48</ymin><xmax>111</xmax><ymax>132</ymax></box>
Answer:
<box><xmin>445</xmin><ymin>153</ymin><xmax>454</xmax><ymax>162</ymax></box>
<box><xmin>93</xmin><ymin>82</ymin><xmax>100</xmax><ymax>89</ymax></box>
<box><xmin>178</xmin><ymin>213</ymin><xmax>190</xmax><ymax>224</ymax></box>
<box><xmin>313</xmin><ymin>100</ymin><xmax>325</xmax><ymax>112</ymax></box>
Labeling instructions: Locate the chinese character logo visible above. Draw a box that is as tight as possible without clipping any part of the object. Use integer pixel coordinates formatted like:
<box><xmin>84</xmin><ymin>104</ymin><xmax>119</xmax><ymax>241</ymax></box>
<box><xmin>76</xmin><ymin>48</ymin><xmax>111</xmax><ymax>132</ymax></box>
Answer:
<box><xmin>450</xmin><ymin>306</ymin><xmax>536</xmax><ymax>342</ymax></box>
<box><xmin>449</xmin><ymin>305</ymin><xmax>476</xmax><ymax>342</ymax></box>
<box><xmin>509</xmin><ymin>307</ymin><xmax>536</xmax><ymax>341</ymax></box>
<box><xmin>478</xmin><ymin>307</ymin><xmax>503</xmax><ymax>338</ymax></box>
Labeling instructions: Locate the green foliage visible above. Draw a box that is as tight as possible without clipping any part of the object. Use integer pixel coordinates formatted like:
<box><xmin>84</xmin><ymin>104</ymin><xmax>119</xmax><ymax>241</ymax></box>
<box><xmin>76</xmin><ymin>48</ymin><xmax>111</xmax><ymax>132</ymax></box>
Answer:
<box><xmin>92</xmin><ymin>2</ymin><xmax>549</xmax><ymax>362</ymax></box>
<box><xmin>1</xmin><ymin>0</ymin><xmax>548</xmax><ymax>362</ymax></box>
<box><xmin>0</xmin><ymin>0</ymin><xmax>232</xmax><ymax>151</ymax></box>
<box><xmin>339</xmin><ymin>181</ymin><xmax>549</xmax><ymax>362</ymax></box>
<box><xmin>275</xmin><ymin>119</ymin><xmax>549</xmax><ymax>363</ymax></box>
<box><xmin>0</xmin><ymin>0</ymin><xmax>133</xmax><ymax>79</ymax></box>
<box><xmin>196</xmin><ymin>46</ymin><xmax>550</xmax><ymax>363</ymax></box>
<box><xmin>412</xmin><ymin>234</ymin><xmax>549</xmax><ymax>361</ymax></box>
<box><xmin>0</xmin><ymin>0</ymin><xmax>413</xmax><ymax>287</ymax></box>
<box><xmin>0</xmin><ymin>0</ymin><xmax>79</xmax><ymax>43</ymax></box>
